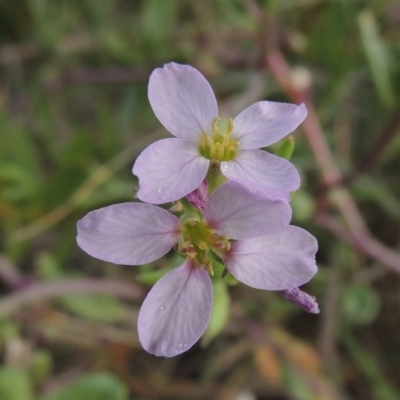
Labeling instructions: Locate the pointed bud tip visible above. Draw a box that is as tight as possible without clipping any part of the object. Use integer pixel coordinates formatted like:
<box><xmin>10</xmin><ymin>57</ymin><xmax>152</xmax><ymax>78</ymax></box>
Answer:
<box><xmin>278</xmin><ymin>287</ymin><xmax>320</xmax><ymax>314</ymax></box>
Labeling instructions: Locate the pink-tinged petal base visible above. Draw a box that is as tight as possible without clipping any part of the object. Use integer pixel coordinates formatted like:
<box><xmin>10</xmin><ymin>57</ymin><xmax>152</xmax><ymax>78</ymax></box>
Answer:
<box><xmin>185</xmin><ymin>180</ymin><xmax>209</xmax><ymax>211</ymax></box>
<box><xmin>133</xmin><ymin>138</ymin><xmax>210</xmax><ymax>204</ymax></box>
<box><xmin>138</xmin><ymin>261</ymin><xmax>213</xmax><ymax>357</ymax></box>
<box><xmin>204</xmin><ymin>181</ymin><xmax>291</xmax><ymax>240</ymax></box>
<box><xmin>77</xmin><ymin>203</ymin><xmax>180</xmax><ymax>265</ymax></box>
<box><xmin>148</xmin><ymin>63</ymin><xmax>218</xmax><ymax>140</ymax></box>
<box><xmin>221</xmin><ymin>149</ymin><xmax>300</xmax><ymax>199</ymax></box>
<box><xmin>233</xmin><ymin>102</ymin><xmax>307</xmax><ymax>149</ymax></box>
<box><xmin>224</xmin><ymin>226</ymin><xmax>318</xmax><ymax>291</ymax></box>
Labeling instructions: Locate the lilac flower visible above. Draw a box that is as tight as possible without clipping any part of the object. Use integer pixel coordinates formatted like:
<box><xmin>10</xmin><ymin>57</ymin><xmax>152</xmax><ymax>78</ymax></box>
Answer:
<box><xmin>77</xmin><ymin>181</ymin><xmax>318</xmax><ymax>357</ymax></box>
<box><xmin>133</xmin><ymin>62</ymin><xmax>307</xmax><ymax>204</ymax></box>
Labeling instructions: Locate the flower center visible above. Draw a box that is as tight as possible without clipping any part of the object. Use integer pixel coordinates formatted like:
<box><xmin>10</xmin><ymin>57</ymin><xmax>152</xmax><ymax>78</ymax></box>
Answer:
<box><xmin>198</xmin><ymin>118</ymin><xmax>239</xmax><ymax>162</ymax></box>
<box><xmin>177</xmin><ymin>219</ymin><xmax>231</xmax><ymax>275</ymax></box>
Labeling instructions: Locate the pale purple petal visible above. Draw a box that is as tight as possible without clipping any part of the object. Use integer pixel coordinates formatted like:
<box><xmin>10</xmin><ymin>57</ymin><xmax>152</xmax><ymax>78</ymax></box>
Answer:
<box><xmin>148</xmin><ymin>63</ymin><xmax>218</xmax><ymax>140</ymax></box>
<box><xmin>77</xmin><ymin>203</ymin><xmax>180</xmax><ymax>265</ymax></box>
<box><xmin>224</xmin><ymin>226</ymin><xmax>318</xmax><ymax>291</ymax></box>
<box><xmin>233</xmin><ymin>102</ymin><xmax>307</xmax><ymax>149</ymax></box>
<box><xmin>220</xmin><ymin>149</ymin><xmax>300</xmax><ymax>198</ymax></box>
<box><xmin>133</xmin><ymin>138</ymin><xmax>210</xmax><ymax>204</ymax></box>
<box><xmin>277</xmin><ymin>288</ymin><xmax>320</xmax><ymax>314</ymax></box>
<box><xmin>204</xmin><ymin>181</ymin><xmax>291</xmax><ymax>239</ymax></box>
<box><xmin>138</xmin><ymin>261</ymin><xmax>213</xmax><ymax>357</ymax></box>
<box><xmin>238</xmin><ymin>180</ymin><xmax>291</xmax><ymax>202</ymax></box>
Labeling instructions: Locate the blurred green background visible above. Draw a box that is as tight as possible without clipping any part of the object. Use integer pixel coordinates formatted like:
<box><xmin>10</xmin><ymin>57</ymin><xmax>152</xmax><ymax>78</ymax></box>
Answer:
<box><xmin>1</xmin><ymin>0</ymin><xmax>400</xmax><ymax>399</ymax></box>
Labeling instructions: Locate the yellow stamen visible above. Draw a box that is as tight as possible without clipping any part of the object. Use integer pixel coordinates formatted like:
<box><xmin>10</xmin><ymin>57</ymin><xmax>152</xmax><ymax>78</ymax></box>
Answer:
<box><xmin>198</xmin><ymin>134</ymin><xmax>207</xmax><ymax>151</ymax></box>
<box><xmin>198</xmin><ymin>118</ymin><xmax>238</xmax><ymax>162</ymax></box>
<box><xmin>209</xmin><ymin>141</ymin><xmax>216</xmax><ymax>159</ymax></box>
<box><xmin>227</xmin><ymin>118</ymin><xmax>234</xmax><ymax>135</ymax></box>
<box><xmin>212</xmin><ymin>118</ymin><xmax>221</xmax><ymax>141</ymax></box>
<box><xmin>179</xmin><ymin>218</ymin><xmax>230</xmax><ymax>277</ymax></box>
<box><xmin>203</xmin><ymin>258</ymin><xmax>214</xmax><ymax>276</ymax></box>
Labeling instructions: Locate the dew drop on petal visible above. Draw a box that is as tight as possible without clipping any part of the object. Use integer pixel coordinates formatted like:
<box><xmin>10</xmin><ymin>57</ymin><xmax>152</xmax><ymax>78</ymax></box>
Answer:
<box><xmin>221</xmin><ymin>164</ymin><xmax>229</xmax><ymax>173</ymax></box>
<box><xmin>160</xmin><ymin>305</ymin><xmax>166</xmax><ymax>311</ymax></box>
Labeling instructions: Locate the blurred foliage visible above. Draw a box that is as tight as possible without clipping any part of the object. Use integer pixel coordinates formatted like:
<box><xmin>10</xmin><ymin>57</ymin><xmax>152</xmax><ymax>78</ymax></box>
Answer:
<box><xmin>41</xmin><ymin>373</ymin><xmax>129</xmax><ymax>400</ymax></box>
<box><xmin>1</xmin><ymin>0</ymin><xmax>400</xmax><ymax>399</ymax></box>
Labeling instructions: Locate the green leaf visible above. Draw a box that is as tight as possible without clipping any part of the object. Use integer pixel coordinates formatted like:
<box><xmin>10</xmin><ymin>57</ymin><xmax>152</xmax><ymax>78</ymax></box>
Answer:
<box><xmin>35</xmin><ymin>252</ymin><xmax>63</xmax><ymax>280</ymax></box>
<box><xmin>29</xmin><ymin>350</ymin><xmax>53</xmax><ymax>384</ymax></box>
<box><xmin>42</xmin><ymin>372</ymin><xmax>129</xmax><ymax>400</ymax></box>
<box><xmin>282</xmin><ymin>361</ymin><xmax>316</xmax><ymax>400</ymax></box>
<box><xmin>276</xmin><ymin>136</ymin><xmax>295</xmax><ymax>160</ymax></box>
<box><xmin>358</xmin><ymin>9</ymin><xmax>396</xmax><ymax>108</ymax></box>
<box><xmin>0</xmin><ymin>320</ymin><xmax>19</xmax><ymax>344</ymax></box>
<box><xmin>352</xmin><ymin>176</ymin><xmax>400</xmax><ymax>220</ymax></box>
<box><xmin>0</xmin><ymin>110</ymin><xmax>41</xmax><ymax>178</ymax></box>
<box><xmin>0</xmin><ymin>164</ymin><xmax>39</xmax><ymax>203</ymax></box>
<box><xmin>136</xmin><ymin>267</ymin><xmax>172</xmax><ymax>285</ymax></box>
<box><xmin>0</xmin><ymin>367</ymin><xmax>34</xmax><ymax>400</ymax></box>
<box><xmin>203</xmin><ymin>281</ymin><xmax>230</xmax><ymax>343</ymax></box>
<box><xmin>290</xmin><ymin>190</ymin><xmax>315</xmax><ymax>222</ymax></box>
<box><xmin>35</xmin><ymin>252</ymin><xmax>130</xmax><ymax>322</ymax></box>
<box><xmin>60</xmin><ymin>294</ymin><xmax>129</xmax><ymax>323</ymax></box>
<box><xmin>342</xmin><ymin>329</ymin><xmax>400</xmax><ymax>400</ymax></box>
<box><xmin>142</xmin><ymin>0</ymin><xmax>178</xmax><ymax>40</ymax></box>
<box><xmin>341</xmin><ymin>285</ymin><xmax>381</xmax><ymax>326</ymax></box>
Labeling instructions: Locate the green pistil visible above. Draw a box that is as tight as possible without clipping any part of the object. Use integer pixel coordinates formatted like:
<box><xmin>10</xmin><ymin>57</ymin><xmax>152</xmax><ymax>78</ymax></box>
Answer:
<box><xmin>177</xmin><ymin>219</ymin><xmax>231</xmax><ymax>276</ymax></box>
<box><xmin>198</xmin><ymin>118</ymin><xmax>239</xmax><ymax>162</ymax></box>
<box><xmin>205</xmin><ymin>160</ymin><xmax>227</xmax><ymax>194</ymax></box>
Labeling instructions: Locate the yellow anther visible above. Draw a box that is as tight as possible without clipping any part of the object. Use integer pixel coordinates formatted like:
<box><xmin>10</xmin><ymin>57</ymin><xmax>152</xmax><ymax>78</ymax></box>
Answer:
<box><xmin>178</xmin><ymin>240</ymin><xmax>198</xmax><ymax>259</ymax></box>
<box><xmin>178</xmin><ymin>211</ymin><xmax>231</xmax><ymax>277</ymax></box>
<box><xmin>213</xmin><ymin>235</ymin><xmax>231</xmax><ymax>252</ymax></box>
<box><xmin>180</xmin><ymin>240</ymin><xmax>192</xmax><ymax>250</ymax></box>
<box><xmin>203</xmin><ymin>259</ymin><xmax>214</xmax><ymax>276</ymax></box>
<box><xmin>198</xmin><ymin>117</ymin><xmax>238</xmax><ymax>162</ymax></box>
<box><xmin>212</xmin><ymin>117</ymin><xmax>221</xmax><ymax>140</ymax></box>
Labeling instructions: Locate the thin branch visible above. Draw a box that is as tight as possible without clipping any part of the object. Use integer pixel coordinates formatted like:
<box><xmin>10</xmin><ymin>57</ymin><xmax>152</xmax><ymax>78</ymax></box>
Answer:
<box><xmin>9</xmin><ymin>130</ymin><xmax>166</xmax><ymax>243</ymax></box>
<box><xmin>0</xmin><ymin>255</ymin><xmax>29</xmax><ymax>289</ymax></box>
<box><xmin>265</xmin><ymin>48</ymin><xmax>400</xmax><ymax>273</ymax></box>
<box><xmin>242</xmin><ymin>319</ymin><xmax>346</xmax><ymax>400</ymax></box>
<box><xmin>341</xmin><ymin>112</ymin><xmax>400</xmax><ymax>186</ymax></box>
<box><xmin>0</xmin><ymin>34</ymin><xmax>96</xmax><ymax>65</ymax></box>
<box><xmin>316</xmin><ymin>213</ymin><xmax>400</xmax><ymax>275</ymax></box>
<box><xmin>317</xmin><ymin>267</ymin><xmax>341</xmax><ymax>378</ymax></box>
<box><xmin>266</xmin><ymin>49</ymin><xmax>366</xmax><ymax>232</ymax></box>
<box><xmin>46</xmin><ymin>67</ymin><xmax>149</xmax><ymax>93</ymax></box>
<box><xmin>0</xmin><ymin>278</ymin><xmax>145</xmax><ymax>319</ymax></box>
